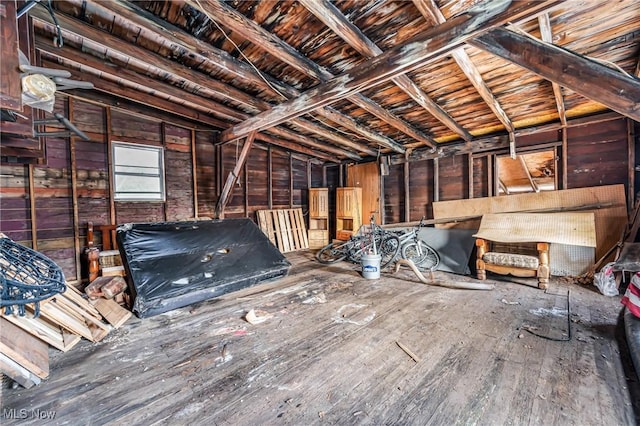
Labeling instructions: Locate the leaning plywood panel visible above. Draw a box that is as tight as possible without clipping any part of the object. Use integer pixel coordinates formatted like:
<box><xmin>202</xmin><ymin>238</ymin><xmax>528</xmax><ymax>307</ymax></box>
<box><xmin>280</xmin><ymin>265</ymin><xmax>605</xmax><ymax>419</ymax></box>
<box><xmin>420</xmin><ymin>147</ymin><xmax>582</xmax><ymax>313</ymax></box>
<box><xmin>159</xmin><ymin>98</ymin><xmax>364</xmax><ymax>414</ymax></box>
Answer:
<box><xmin>433</xmin><ymin>184</ymin><xmax>626</xmax><ymax>260</ymax></box>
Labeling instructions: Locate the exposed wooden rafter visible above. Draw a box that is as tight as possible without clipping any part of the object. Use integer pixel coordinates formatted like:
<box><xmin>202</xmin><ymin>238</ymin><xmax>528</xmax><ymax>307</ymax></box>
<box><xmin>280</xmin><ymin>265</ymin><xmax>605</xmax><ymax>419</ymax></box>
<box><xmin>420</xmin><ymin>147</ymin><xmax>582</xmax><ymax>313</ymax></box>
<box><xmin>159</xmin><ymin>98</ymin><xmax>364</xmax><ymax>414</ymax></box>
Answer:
<box><xmin>188</xmin><ymin>0</ymin><xmax>419</xmax><ymax>152</ymax></box>
<box><xmin>216</xmin><ymin>0</ymin><xmax>561</xmax><ymax>145</ymax></box>
<box><xmin>299</xmin><ymin>0</ymin><xmax>470</xmax><ymax>145</ymax></box>
<box><xmin>537</xmin><ymin>13</ymin><xmax>567</xmax><ymax>126</ymax></box>
<box><xmin>472</xmin><ymin>28</ymin><xmax>640</xmax><ymax>122</ymax></box>
<box><xmin>80</xmin><ymin>0</ymin><xmax>396</xmax><ymax>156</ymax></box>
<box><xmin>31</xmin><ymin>10</ymin><xmax>363</xmax><ymax>161</ymax></box>
<box><xmin>412</xmin><ymin>0</ymin><xmax>515</xmax><ymax>133</ymax></box>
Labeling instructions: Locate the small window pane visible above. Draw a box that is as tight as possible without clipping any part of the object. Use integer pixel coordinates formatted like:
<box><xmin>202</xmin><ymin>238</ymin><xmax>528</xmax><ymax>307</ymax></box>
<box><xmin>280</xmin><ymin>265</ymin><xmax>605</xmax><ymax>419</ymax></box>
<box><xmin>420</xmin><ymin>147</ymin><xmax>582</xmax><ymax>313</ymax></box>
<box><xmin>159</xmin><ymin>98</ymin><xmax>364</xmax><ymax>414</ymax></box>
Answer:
<box><xmin>112</xmin><ymin>142</ymin><xmax>164</xmax><ymax>201</ymax></box>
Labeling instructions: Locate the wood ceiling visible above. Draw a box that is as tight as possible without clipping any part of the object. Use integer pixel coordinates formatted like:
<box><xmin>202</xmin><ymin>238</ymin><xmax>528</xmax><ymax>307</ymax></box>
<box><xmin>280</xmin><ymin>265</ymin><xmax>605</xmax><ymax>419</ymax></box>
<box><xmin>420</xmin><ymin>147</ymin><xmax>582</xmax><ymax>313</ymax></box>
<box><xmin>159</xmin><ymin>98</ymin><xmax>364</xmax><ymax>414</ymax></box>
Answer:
<box><xmin>30</xmin><ymin>0</ymin><xmax>640</xmax><ymax>164</ymax></box>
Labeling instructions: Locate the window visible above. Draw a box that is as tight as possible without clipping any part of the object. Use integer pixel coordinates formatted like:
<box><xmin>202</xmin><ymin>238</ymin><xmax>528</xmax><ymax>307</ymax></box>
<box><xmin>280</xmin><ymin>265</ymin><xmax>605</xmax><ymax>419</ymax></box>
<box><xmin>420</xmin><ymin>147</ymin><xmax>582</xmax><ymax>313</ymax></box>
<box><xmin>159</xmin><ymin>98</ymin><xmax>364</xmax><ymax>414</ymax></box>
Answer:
<box><xmin>112</xmin><ymin>142</ymin><xmax>165</xmax><ymax>201</ymax></box>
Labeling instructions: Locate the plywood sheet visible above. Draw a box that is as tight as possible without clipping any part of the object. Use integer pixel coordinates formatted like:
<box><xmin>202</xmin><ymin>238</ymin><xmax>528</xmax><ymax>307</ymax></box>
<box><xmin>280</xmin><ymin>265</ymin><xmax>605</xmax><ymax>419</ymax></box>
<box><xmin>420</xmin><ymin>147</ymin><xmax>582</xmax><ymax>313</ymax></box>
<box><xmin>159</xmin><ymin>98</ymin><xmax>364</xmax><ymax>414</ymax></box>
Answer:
<box><xmin>473</xmin><ymin>212</ymin><xmax>596</xmax><ymax>246</ymax></box>
<box><xmin>550</xmin><ymin>244</ymin><xmax>595</xmax><ymax>276</ymax></box>
<box><xmin>432</xmin><ymin>184</ymin><xmax>626</xmax><ymax>259</ymax></box>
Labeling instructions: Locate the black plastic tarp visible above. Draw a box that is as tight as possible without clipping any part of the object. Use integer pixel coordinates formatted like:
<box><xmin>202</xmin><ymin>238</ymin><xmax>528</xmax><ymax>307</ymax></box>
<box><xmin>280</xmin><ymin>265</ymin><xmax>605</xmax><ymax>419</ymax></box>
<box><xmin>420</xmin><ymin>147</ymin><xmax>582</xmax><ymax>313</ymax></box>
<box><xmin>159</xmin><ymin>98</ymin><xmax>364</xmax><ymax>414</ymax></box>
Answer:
<box><xmin>116</xmin><ymin>219</ymin><xmax>290</xmax><ymax>318</ymax></box>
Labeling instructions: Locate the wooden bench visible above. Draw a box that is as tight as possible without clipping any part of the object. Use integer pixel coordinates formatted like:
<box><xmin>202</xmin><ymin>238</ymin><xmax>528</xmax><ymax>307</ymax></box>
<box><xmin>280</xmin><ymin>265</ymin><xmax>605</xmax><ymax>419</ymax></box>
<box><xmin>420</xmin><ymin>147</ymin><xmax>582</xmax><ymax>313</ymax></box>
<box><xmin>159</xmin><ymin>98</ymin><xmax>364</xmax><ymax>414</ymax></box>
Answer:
<box><xmin>473</xmin><ymin>212</ymin><xmax>597</xmax><ymax>290</ymax></box>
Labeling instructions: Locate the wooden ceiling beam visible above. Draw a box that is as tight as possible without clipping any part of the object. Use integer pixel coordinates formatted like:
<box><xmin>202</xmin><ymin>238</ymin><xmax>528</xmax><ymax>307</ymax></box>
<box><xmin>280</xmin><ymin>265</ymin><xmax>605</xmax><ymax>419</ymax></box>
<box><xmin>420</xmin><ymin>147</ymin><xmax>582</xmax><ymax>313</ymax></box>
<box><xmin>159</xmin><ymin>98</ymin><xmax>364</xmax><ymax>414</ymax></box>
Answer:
<box><xmin>40</xmin><ymin>59</ymin><xmax>227</xmax><ymax>129</ymax></box>
<box><xmin>37</xmin><ymin>41</ymin><xmax>252</xmax><ymax>122</ymax></box>
<box><xmin>216</xmin><ymin>0</ymin><xmax>562</xmax><ymax>145</ymax></box>
<box><xmin>471</xmin><ymin>28</ymin><xmax>640</xmax><ymax>122</ymax></box>
<box><xmin>31</xmin><ymin>10</ymin><xmax>369</xmax><ymax>159</ymax></box>
<box><xmin>39</xmin><ymin>52</ymin><xmax>356</xmax><ymax>162</ymax></box>
<box><xmin>188</xmin><ymin>0</ymin><xmax>416</xmax><ymax>151</ymax></box>
<box><xmin>91</xmin><ymin>0</ymin><xmax>401</xmax><ymax>155</ymax></box>
<box><xmin>299</xmin><ymin>0</ymin><xmax>469</xmax><ymax>145</ymax></box>
<box><xmin>412</xmin><ymin>0</ymin><xmax>514</xmax><ymax>133</ymax></box>
<box><xmin>537</xmin><ymin>13</ymin><xmax>567</xmax><ymax>126</ymax></box>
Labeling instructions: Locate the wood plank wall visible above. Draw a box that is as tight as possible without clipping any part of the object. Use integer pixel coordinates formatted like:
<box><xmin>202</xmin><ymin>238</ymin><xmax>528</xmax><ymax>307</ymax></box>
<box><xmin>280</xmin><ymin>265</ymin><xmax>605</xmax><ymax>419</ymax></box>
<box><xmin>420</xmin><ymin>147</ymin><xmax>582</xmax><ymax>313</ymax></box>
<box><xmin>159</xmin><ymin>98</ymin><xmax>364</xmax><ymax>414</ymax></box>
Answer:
<box><xmin>0</xmin><ymin>95</ymin><xmax>321</xmax><ymax>282</ymax></box>
<box><xmin>381</xmin><ymin>117</ymin><xmax>634</xmax><ymax>224</ymax></box>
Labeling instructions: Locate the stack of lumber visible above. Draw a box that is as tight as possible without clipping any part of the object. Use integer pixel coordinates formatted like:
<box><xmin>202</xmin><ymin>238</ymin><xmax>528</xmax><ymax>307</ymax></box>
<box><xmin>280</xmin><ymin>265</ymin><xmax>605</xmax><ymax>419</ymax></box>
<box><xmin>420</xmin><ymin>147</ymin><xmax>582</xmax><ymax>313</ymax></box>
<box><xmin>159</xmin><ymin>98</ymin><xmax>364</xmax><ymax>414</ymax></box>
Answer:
<box><xmin>1</xmin><ymin>284</ymin><xmax>132</xmax><ymax>388</ymax></box>
<box><xmin>256</xmin><ymin>208</ymin><xmax>309</xmax><ymax>253</ymax></box>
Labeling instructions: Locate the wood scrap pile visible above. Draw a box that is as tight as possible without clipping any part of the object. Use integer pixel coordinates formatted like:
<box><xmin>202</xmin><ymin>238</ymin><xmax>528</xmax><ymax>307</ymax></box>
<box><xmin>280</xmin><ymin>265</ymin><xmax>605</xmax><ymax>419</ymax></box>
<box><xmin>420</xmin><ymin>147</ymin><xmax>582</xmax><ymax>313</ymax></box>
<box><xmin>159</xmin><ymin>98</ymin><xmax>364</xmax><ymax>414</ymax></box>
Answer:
<box><xmin>1</xmin><ymin>283</ymin><xmax>132</xmax><ymax>388</ymax></box>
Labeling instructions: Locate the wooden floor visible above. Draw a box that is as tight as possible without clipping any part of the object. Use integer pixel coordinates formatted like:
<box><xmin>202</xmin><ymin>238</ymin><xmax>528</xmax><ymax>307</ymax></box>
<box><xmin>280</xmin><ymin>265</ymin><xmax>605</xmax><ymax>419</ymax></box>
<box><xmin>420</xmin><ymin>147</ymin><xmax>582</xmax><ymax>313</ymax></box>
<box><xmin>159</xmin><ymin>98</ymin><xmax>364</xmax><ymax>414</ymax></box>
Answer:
<box><xmin>2</xmin><ymin>251</ymin><xmax>639</xmax><ymax>425</ymax></box>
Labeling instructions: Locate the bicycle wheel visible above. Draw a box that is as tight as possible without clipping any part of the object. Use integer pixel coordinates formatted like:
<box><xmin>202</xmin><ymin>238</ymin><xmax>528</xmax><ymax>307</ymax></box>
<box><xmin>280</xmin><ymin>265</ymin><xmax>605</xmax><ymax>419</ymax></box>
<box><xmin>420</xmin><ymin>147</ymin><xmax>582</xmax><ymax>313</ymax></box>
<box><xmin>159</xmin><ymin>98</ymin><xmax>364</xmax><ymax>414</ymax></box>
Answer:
<box><xmin>401</xmin><ymin>240</ymin><xmax>440</xmax><ymax>270</ymax></box>
<box><xmin>379</xmin><ymin>235</ymin><xmax>401</xmax><ymax>269</ymax></box>
<box><xmin>316</xmin><ymin>241</ymin><xmax>348</xmax><ymax>264</ymax></box>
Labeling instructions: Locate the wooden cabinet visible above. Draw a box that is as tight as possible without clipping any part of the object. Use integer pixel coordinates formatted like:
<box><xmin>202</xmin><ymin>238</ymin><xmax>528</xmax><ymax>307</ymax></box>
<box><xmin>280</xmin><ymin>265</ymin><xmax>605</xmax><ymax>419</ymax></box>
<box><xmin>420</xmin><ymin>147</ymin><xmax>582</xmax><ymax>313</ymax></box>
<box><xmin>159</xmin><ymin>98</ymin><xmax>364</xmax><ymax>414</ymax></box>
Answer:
<box><xmin>336</xmin><ymin>187</ymin><xmax>362</xmax><ymax>240</ymax></box>
<box><xmin>308</xmin><ymin>188</ymin><xmax>329</xmax><ymax>249</ymax></box>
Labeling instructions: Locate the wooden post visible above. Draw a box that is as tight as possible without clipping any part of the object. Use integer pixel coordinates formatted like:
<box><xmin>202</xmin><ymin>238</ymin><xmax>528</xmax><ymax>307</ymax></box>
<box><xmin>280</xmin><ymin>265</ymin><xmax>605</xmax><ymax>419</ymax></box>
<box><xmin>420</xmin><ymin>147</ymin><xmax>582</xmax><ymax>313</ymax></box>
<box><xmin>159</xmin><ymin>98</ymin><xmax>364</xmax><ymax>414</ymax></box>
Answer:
<box><xmin>28</xmin><ymin>164</ymin><xmax>37</xmax><ymax>251</ymax></box>
<box><xmin>380</xmin><ymin>167</ymin><xmax>385</xmax><ymax>225</ymax></box>
<box><xmin>306</xmin><ymin>160</ymin><xmax>312</xmax><ymax>189</ymax></box>
<box><xmin>244</xmin><ymin>160</ymin><xmax>249</xmax><ymax>217</ymax></box>
<box><xmin>213</xmin><ymin>131</ymin><xmax>256</xmax><ymax>219</ymax></box>
<box><xmin>105</xmin><ymin>107</ymin><xmax>116</xmax><ymax>225</ymax></box>
<box><xmin>487</xmin><ymin>155</ymin><xmax>493</xmax><ymax>197</ymax></box>
<box><xmin>68</xmin><ymin>98</ymin><xmax>82</xmax><ymax>282</ymax></box>
<box><xmin>628</xmin><ymin>118</ymin><xmax>636</xmax><ymax>211</ymax></box>
<box><xmin>322</xmin><ymin>165</ymin><xmax>327</xmax><ymax>188</ymax></box>
<box><xmin>161</xmin><ymin>122</ymin><xmax>168</xmax><ymax>221</ymax></box>
<box><xmin>433</xmin><ymin>157</ymin><xmax>439</xmax><ymax>202</ymax></box>
<box><xmin>562</xmin><ymin>128</ymin><xmax>568</xmax><ymax>189</ymax></box>
<box><xmin>267</xmin><ymin>145</ymin><xmax>273</xmax><ymax>209</ymax></box>
<box><xmin>404</xmin><ymin>158</ymin><xmax>410</xmax><ymax>222</ymax></box>
<box><xmin>289</xmin><ymin>153</ymin><xmax>294</xmax><ymax>208</ymax></box>
<box><xmin>468</xmin><ymin>153</ymin><xmax>474</xmax><ymax>199</ymax></box>
<box><xmin>190</xmin><ymin>128</ymin><xmax>199</xmax><ymax>218</ymax></box>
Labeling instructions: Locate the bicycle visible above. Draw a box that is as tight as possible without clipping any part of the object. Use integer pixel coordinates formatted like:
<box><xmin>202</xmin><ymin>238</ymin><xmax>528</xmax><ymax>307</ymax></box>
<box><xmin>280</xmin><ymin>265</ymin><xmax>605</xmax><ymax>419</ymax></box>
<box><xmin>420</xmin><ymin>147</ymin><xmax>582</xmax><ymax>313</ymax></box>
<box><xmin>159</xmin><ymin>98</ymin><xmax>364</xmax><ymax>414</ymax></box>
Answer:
<box><xmin>392</xmin><ymin>217</ymin><xmax>440</xmax><ymax>270</ymax></box>
<box><xmin>315</xmin><ymin>217</ymin><xmax>400</xmax><ymax>269</ymax></box>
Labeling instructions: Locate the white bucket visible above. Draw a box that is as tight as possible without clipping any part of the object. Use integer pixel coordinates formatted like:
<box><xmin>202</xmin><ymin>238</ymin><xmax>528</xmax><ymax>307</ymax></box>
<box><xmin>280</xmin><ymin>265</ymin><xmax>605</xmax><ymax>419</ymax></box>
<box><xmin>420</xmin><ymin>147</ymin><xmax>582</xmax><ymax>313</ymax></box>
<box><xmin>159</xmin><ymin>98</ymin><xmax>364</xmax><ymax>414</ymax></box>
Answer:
<box><xmin>361</xmin><ymin>253</ymin><xmax>382</xmax><ymax>279</ymax></box>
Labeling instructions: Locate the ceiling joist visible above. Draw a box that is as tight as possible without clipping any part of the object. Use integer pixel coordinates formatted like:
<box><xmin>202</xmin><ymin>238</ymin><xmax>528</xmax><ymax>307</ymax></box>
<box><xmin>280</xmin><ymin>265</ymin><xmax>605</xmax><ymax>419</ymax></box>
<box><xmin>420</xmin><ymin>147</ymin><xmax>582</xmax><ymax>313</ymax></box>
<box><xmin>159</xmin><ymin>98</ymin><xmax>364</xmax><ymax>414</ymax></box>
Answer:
<box><xmin>189</xmin><ymin>0</ymin><xmax>424</xmax><ymax>152</ymax></box>
<box><xmin>472</xmin><ymin>28</ymin><xmax>640</xmax><ymax>122</ymax></box>
<box><xmin>299</xmin><ymin>0</ymin><xmax>470</xmax><ymax>145</ymax></box>
<box><xmin>216</xmin><ymin>0</ymin><xmax>562</xmax><ymax>145</ymax></box>
<box><xmin>537</xmin><ymin>13</ymin><xmax>567</xmax><ymax>127</ymax></box>
<box><xmin>412</xmin><ymin>0</ymin><xmax>515</xmax><ymax>133</ymax></box>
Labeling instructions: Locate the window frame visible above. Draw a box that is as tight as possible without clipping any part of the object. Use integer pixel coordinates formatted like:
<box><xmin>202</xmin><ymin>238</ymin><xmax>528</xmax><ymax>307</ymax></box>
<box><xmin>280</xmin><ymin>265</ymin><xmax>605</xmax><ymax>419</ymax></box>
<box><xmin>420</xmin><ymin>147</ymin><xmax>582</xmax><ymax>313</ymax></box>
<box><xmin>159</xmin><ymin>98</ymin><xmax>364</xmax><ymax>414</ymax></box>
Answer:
<box><xmin>111</xmin><ymin>141</ymin><xmax>165</xmax><ymax>202</ymax></box>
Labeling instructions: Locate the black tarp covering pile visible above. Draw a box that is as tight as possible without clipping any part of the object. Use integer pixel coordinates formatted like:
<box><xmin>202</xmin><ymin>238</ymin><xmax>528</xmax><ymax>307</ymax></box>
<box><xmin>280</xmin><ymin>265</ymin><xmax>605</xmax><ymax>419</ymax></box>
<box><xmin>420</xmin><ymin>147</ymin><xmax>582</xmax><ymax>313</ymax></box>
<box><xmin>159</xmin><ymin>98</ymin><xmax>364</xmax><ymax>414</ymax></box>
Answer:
<box><xmin>116</xmin><ymin>219</ymin><xmax>290</xmax><ymax>318</ymax></box>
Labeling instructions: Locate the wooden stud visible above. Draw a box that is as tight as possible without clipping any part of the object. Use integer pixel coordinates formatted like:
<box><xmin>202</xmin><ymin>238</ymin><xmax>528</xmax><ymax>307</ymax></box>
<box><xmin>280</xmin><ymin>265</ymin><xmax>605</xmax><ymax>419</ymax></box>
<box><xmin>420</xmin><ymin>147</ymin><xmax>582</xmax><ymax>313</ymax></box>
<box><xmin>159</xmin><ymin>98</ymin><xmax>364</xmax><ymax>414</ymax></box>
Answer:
<box><xmin>161</xmin><ymin>122</ymin><xmax>168</xmax><ymax>221</ymax></box>
<box><xmin>28</xmin><ymin>164</ymin><xmax>37</xmax><ymax>250</ymax></box>
<box><xmin>244</xmin><ymin>160</ymin><xmax>249</xmax><ymax>218</ymax></box>
<box><xmin>433</xmin><ymin>157</ymin><xmax>440</xmax><ymax>203</ymax></box>
<box><xmin>68</xmin><ymin>98</ymin><xmax>82</xmax><ymax>282</ymax></box>
<box><xmin>562</xmin><ymin>128</ymin><xmax>568</xmax><ymax>189</ymax></box>
<box><xmin>404</xmin><ymin>159</ymin><xmax>411</xmax><ymax>222</ymax></box>
<box><xmin>289</xmin><ymin>153</ymin><xmax>294</xmax><ymax>208</ymax></box>
<box><xmin>487</xmin><ymin>155</ymin><xmax>493</xmax><ymax>197</ymax></box>
<box><xmin>105</xmin><ymin>107</ymin><xmax>116</xmax><ymax>225</ymax></box>
<box><xmin>468</xmin><ymin>153</ymin><xmax>474</xmax><ymax>199</ymax></box>
<box><xmin>629</xmin><ymin>118</ymin><xmax>636</xmax><ymax>211</ymax></box>
<box><xmin>191</xmin><ymin>128</ymin><xmax>199</xmax><ymax>218</ymax></box>
<box><xmin>268</xmin><ymin>146</ymin><xmax>273</xmax><ymax>210</ymax></box>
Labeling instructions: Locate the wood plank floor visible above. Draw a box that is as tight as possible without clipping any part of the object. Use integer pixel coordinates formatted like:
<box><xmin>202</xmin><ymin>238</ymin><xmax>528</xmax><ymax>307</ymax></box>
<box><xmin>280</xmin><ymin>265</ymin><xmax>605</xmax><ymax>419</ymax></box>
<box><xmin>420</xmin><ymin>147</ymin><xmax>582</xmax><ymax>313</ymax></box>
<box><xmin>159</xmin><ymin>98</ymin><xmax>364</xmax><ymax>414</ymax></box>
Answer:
<box><xmin>2</xmin><ymin>251</ymin><xmax>639</xmax><ymax>425</ymax></box>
